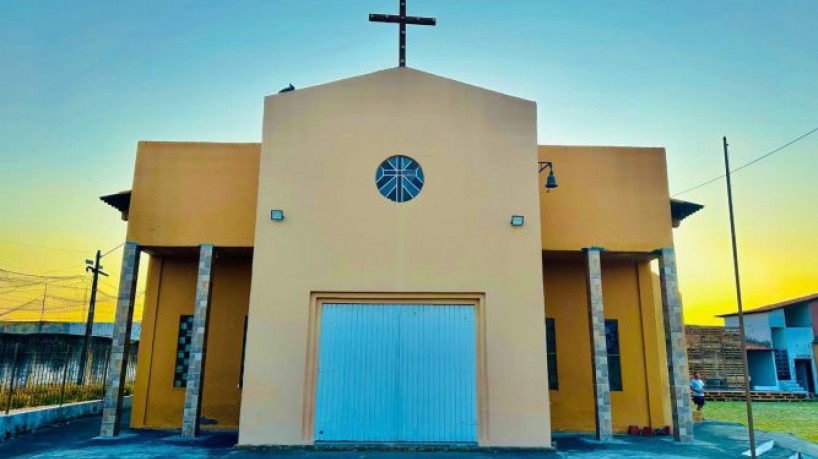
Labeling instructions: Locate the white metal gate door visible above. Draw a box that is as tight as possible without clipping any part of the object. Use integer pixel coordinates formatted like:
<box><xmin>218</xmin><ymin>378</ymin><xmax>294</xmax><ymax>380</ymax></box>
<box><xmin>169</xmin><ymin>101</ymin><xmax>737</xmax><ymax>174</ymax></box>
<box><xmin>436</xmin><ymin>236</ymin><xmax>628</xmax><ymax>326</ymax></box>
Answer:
<box><xmin>314</xmin><ymin>303</ymin><xmax>477</xmax><ymax>444</ymax></box>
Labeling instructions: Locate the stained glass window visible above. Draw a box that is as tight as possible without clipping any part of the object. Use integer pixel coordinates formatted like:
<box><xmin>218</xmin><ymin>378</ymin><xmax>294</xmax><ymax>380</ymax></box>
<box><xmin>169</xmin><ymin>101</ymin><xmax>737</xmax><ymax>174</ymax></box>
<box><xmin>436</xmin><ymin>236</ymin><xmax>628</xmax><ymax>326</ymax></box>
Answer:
<box><xmin>173</xmin><ymin>315</ymin><xmax>194</xmax><ymax>388</ymax></box>
<box><xmin>376</xmin><ymin>155</ymin><xmax>424</xmax><ymax>203</ymax></box>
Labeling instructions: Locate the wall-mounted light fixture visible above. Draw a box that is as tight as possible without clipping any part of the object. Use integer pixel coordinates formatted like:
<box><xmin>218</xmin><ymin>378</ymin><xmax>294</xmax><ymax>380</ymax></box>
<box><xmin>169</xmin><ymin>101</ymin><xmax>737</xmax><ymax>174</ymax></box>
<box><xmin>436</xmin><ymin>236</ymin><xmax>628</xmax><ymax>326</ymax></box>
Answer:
<box><xmin>510</xmin><ymin>215</ymin><xmax>525</xmax><ymax>227</ymax></box>
<box><xmin>538</xmin><ymin>161</ymin><xmax>558</xmax><ymax>192</ymax></box>
<box><xmin>271</xmin><ymin>209</ymin><xmax>285</xmax><ymax>222</ymax></box>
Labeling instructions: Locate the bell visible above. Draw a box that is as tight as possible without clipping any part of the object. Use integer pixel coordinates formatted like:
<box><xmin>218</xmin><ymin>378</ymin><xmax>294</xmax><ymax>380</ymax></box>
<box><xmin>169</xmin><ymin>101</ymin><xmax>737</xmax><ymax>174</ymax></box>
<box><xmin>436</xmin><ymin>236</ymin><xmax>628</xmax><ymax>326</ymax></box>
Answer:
<box><xmin>545</xmin><ymin>170</ymin><xmax>558</xmax><ymax>190</ymax></box>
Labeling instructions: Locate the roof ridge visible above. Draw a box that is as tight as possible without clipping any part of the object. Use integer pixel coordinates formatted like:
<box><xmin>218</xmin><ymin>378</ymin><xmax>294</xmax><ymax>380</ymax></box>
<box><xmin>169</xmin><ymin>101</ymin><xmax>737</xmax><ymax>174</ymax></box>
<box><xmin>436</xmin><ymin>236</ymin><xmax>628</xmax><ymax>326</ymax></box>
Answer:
<box><xmin>717</xmin><ymin>292</ymin><xmax>818</xmax><ymax>317</ymax></box>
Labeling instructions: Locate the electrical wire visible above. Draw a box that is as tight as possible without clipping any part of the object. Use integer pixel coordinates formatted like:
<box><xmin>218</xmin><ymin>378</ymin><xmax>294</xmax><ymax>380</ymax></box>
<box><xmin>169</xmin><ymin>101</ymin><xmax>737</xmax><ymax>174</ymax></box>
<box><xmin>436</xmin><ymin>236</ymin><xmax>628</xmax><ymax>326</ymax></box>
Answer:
<box><xmin>672</xmin><ymin>126</ymin><xmax>818</xmax><ymax>197</ymax></box>
<box><xmin>101</xmin><ymin>242</ymin><xmax>125</xmax><ymax>258</ymax></box>
<box><xmin>0</xmin><ymin>268</ymin><xmax>86</xmax><ymax>281</ymax></box>
<box><xmin>0</xmin><ymin>239</ymin><xmax>91</xmax><ymax>254</ymax></box>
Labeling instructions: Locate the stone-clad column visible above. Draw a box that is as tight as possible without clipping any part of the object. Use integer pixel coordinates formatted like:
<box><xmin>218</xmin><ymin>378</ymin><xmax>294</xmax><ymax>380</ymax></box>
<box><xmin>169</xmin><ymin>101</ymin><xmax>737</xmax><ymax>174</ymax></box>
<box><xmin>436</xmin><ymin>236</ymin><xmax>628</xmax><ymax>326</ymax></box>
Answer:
<box><xmin>657</xmin><ymin>247</ymin><xmax>694</xmax><ymax>442</ymax></box>
<box><xmin>99</xmin><ymin>242</ymin><xmax>141</xmax><ymax>437</ymax></box>
<box><xmin>182</xmin><ymin>244</ymin><xmax>215</xmax><ymax>438</ymax></box>
<box><xmin>584</xmin><ymin>247</ymin><xmax>613</xmax><ymax>441</ymax></box>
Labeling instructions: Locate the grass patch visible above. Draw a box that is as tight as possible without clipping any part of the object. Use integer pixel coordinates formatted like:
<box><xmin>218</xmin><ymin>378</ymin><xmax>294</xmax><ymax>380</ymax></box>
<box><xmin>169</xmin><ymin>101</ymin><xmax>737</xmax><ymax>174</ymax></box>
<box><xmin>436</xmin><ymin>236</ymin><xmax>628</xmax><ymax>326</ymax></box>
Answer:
<box><xmin>704</xmin><ymin>401</ymin><xmax>818</xmax><ymax>443</ymax></box>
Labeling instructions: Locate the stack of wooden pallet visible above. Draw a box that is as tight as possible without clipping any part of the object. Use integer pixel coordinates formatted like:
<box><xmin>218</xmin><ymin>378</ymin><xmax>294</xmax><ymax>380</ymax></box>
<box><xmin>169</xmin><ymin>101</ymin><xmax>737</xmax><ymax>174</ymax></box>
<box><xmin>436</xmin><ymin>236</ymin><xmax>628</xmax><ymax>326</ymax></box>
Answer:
<box><xmin>685</xmin><ymin>325</ymin><xmax>745</xmax><ymax>390</ymax></box>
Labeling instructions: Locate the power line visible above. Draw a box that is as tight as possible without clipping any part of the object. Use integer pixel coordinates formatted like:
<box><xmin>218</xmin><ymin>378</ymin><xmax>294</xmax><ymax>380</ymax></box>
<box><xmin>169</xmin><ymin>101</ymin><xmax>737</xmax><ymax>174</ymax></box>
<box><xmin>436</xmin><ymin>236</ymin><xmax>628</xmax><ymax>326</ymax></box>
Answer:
<box><xmin>0</xmin><ymin>239</ymin><xmax>126</xmax><ymax>277</ymax></box>
<box><xmin>101</xmin><ymin>242</ymin><xmax>125</xmax><ymax>258</ymax></box>
<box><xmin>0</xmin><ymin>268</ymin><xmax>86</xmax><ymax>281</ymax></box>
<box><xmin>672</xmin><ymin>126</ymin><xmax>818</xmax><ymax>197</ymax></box>
<box><xmin>0</xmin><ymin>239</ymin><xmax>91</xmax><ymax>254</ymax></box>
<box><xmin>0</xmin><ymin>261</ymin><xmax>85</xmax><ymax>275</ymax></box>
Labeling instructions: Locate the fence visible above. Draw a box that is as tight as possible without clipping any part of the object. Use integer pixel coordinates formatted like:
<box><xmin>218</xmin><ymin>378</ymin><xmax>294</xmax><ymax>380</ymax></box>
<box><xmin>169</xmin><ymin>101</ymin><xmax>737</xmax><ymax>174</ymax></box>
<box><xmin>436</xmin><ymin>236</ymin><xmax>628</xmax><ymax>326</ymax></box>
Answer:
<box><xmin>0</xmin><ymin>334</ymin><xmax>137</xmax><ymax>413</ymax></box>
<box><xmin>0</xmin><ymin>267</ymin><xmax>146</xmax><ymax>325</ymax></box>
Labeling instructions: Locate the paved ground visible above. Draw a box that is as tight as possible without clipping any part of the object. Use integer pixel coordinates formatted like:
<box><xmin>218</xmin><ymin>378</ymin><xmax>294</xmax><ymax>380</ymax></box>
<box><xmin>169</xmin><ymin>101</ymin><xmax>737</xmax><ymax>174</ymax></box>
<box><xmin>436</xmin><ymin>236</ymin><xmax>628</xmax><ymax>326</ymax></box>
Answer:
<box><xmin>0</xmin><ymin>412</ymin><xmax>816</xmax><ymax>458</ymax></box>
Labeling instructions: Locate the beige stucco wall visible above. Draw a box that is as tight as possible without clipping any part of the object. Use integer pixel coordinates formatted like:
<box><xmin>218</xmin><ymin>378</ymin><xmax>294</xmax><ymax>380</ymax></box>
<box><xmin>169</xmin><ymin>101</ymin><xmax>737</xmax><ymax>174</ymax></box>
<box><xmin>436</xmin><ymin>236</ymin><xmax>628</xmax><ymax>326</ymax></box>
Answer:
<box><xmin>239</xmin><ymin>68</ymin><xmax>550</xmax><ymax>447</ymax></box>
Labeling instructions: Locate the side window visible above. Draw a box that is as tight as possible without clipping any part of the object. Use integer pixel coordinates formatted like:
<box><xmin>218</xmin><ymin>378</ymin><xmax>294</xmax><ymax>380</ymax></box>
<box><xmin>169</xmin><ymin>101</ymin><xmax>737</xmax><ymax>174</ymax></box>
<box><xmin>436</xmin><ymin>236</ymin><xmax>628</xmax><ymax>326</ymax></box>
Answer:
<box><xmin>173</xmin><ymin>315</ymin><xmax>194</xmax><ymax>388</ymax></box>
<box><xmin>605</xmin><ymin>319</ymin><xmax>623</xmax><ymax>391</ymax></box>
<box><xmin>545</xmin><ymin>318</ymin><xmax>558</xmax><ymax>390</ymax></box>
<box><xmin>239</xmin><ymin>316</ymin><xmax>248</xmax><ymax>389</ymax></box>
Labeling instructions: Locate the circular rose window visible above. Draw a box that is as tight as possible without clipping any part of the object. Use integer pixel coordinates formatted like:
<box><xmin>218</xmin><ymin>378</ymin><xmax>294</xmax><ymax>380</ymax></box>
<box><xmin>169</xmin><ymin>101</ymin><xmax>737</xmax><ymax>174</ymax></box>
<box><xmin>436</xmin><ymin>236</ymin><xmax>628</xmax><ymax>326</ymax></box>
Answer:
<box><xmin>375</xmin><ymin>155</ymin><xmax>425</xmax><ymax>203</ymax></box>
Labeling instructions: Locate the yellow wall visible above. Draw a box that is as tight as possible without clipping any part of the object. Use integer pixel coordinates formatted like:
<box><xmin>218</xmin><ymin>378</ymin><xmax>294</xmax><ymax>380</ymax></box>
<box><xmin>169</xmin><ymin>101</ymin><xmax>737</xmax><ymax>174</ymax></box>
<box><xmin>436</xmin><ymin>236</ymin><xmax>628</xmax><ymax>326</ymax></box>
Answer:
<box><xmin>538</xmin><ymin>146</ymin><xmax>673</xmax><ymax>252</ymax></box>
<box><xmin>544</xmin><ymin>257</ymin><xmax>671</xmax><ymax>432</ymax></box>
<box><xmin>240</xmin><ymin>68</ymin><xmax>551</xmax><ymax>447</ymax></box>
<box><xmin>131</xmin><ymin>255</ymin><xmax>251</xmax><ymax>429</ymax></box>
<box><xmin>127</xmin><ymin>141</ymin><xmax>260</xmax><ymax>248</ymax></box>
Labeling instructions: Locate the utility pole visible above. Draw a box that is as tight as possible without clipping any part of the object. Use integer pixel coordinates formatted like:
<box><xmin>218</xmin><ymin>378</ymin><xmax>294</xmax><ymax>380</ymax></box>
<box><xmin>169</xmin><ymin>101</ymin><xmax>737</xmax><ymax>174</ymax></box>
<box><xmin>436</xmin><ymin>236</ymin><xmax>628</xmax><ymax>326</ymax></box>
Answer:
<box><xmin>723</xmin><ymin>136</ymin><xmax>757</xmax><ymax>458</ymax></box>
<box><xmin>78</xmin><ymin>250</ymin><xmax>107</xmax><ymax>384</ymax></box>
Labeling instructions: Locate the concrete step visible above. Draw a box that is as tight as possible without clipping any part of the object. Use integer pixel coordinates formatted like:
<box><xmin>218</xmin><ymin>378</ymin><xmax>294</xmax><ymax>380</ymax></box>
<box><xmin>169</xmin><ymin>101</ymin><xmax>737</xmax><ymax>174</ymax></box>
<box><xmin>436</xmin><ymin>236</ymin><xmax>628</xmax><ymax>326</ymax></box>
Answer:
<box><xmin>778</xmin><ymin>381</ymin><xmax>807</xmax><ymax>392</ymax></box>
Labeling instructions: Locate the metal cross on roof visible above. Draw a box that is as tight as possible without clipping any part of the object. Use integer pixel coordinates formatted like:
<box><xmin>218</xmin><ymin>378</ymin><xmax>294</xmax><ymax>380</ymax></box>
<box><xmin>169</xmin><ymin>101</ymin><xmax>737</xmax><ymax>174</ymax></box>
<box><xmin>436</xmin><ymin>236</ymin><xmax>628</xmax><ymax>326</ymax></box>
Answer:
<box><xmin>369</xmin><ymin>0</ymin><xmax>436</xmax><ymax>67</ymax></box>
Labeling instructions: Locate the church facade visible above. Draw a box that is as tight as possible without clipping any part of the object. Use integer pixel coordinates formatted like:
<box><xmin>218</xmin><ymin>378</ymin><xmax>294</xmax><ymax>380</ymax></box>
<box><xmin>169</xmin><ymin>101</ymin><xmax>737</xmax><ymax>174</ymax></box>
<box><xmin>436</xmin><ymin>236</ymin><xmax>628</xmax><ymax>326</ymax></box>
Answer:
<box><xmin>99</xmin><ymin>68</ymin><xmax>700</xmax><ymax>448</ymax></box>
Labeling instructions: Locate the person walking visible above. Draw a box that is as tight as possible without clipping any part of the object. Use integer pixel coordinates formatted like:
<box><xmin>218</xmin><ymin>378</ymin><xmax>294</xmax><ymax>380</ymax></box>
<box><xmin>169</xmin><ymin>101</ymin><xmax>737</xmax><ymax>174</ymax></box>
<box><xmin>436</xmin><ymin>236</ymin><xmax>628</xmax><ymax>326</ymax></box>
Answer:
<box><xmin>691</xmin><ymin>371</ymin><xmax>706</xmax><ymax>411</ymax></box>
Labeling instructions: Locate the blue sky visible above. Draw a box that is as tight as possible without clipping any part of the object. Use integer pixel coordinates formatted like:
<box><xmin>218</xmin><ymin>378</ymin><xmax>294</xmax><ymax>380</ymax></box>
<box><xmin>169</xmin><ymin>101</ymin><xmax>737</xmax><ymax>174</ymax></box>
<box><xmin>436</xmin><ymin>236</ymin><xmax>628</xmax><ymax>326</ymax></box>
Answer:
<box><xmin>0</xmin><ymin>0</ymin><xmax>816</xmax><ymax>323</ymax></box>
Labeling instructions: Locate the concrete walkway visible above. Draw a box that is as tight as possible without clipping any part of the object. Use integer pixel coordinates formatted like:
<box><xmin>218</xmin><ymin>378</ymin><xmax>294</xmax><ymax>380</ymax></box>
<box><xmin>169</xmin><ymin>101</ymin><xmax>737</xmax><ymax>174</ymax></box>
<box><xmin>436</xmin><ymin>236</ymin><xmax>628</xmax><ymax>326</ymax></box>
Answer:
<box><xmin>0</xmin><ymin>413</ymin><xmax>816</xmax><ymax>458</ymax></box>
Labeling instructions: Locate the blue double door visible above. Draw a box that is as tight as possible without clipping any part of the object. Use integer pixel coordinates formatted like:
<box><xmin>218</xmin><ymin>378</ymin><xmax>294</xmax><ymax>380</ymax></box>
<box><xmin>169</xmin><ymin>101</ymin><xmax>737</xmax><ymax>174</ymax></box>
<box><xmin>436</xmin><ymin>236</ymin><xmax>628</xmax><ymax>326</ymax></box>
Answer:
<box><xmin>314</xmin><ymin>303</ymin><xmax>478</xmax><ymax>444</ymax></box>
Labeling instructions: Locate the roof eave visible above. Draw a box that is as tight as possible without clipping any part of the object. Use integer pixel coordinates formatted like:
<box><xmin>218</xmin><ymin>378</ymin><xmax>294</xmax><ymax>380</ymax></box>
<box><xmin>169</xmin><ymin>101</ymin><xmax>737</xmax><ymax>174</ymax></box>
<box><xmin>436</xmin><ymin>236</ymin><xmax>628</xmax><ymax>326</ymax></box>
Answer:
<box><xmin>100</xmin><ymin>190</ymin><xmax>131</xmax><ymax>221</ymax></box>
<box><xmin>670</xmin><ymin>198</ymin><xmax>704</xmax><ymax>228</ymax></box>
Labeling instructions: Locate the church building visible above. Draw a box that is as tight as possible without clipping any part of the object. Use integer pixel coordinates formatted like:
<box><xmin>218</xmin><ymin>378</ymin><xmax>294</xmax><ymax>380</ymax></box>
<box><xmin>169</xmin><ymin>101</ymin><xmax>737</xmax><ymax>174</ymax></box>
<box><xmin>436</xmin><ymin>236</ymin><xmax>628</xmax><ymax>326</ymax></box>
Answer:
<box><xmin>97</xmin><ymin>65</ymin><xmax>701</xmax><ymax>448</ymax></box>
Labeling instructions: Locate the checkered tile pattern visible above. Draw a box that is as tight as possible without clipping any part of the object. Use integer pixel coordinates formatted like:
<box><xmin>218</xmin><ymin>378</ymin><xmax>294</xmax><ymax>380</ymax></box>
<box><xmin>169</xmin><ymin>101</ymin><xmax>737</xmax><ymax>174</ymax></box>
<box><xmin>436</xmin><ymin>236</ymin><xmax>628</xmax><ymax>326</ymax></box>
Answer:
<box><xmin>174</xmin><ymin>315</ymin><xmax>195</xmax><ymax>388</ymax></box>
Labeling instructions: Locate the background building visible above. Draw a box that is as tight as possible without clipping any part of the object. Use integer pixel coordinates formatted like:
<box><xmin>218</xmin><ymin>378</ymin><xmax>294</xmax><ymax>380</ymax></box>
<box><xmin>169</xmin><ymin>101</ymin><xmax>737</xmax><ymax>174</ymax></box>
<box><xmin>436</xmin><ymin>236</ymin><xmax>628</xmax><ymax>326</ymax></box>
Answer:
<box><xmin>720</xmin><ymin>293</ymin><xmax>818</xmax><ymax>394</ymax></box>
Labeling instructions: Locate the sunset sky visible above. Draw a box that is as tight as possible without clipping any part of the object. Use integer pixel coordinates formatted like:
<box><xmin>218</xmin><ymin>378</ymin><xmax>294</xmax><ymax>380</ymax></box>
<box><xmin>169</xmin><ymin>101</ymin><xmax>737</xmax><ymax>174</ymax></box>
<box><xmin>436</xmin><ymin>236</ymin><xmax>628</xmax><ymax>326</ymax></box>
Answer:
<box><xmin>0</xmin><ymin>0</ymin><xmax>815</xmax><ymax>324</ymax></box>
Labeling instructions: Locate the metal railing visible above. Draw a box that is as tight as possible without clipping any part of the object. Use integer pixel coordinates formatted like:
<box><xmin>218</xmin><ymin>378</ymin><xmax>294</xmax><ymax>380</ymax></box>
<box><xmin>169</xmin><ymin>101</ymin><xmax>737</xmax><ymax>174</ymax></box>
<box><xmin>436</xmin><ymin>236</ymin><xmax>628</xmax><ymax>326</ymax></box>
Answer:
<box><xmin>0</xmin><ymin>335</ymin><xmax>137</xmax><ymax>414</ymax></box>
